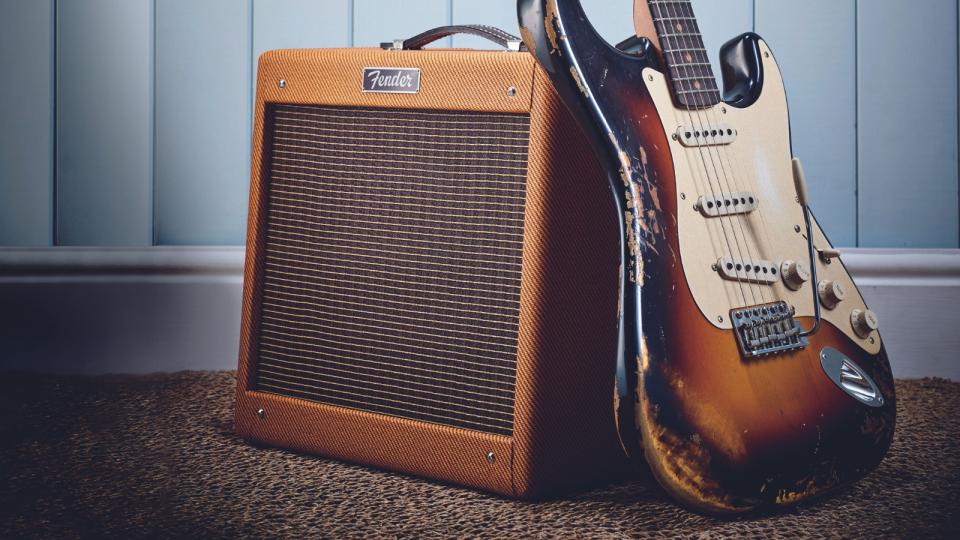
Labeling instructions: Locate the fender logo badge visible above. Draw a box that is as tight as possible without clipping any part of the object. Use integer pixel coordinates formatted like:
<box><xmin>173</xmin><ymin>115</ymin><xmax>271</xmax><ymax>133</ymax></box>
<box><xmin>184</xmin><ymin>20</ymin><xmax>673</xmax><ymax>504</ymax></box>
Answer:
<box><xmin>362</xmin><ymin>67</ymin><xmax>421</xmax><ymax>94</ymax></box>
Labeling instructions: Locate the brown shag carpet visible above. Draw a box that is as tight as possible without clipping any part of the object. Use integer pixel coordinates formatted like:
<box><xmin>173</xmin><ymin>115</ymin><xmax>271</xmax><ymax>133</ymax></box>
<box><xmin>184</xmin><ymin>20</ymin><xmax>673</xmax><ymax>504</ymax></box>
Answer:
<box><xmin>0</xmin><ymin>372</ymin><xmax>957</xmax><ymax>539</ymax></box>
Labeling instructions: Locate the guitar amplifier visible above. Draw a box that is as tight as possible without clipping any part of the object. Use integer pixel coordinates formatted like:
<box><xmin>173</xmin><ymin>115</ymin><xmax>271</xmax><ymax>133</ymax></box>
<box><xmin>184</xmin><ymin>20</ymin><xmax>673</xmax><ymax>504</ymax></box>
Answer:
<box><xmin>234</xmin><ymin>26</ymin><xmax>627</xmax><ymax>497</ymax></box>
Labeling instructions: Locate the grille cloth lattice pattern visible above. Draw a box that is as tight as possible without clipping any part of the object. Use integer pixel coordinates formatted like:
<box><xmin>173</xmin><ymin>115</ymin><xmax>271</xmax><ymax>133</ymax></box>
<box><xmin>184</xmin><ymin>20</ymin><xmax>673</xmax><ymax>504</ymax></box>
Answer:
<box><xmin>254</xmin><ymin>104</ymin><xmax>530</xmax><ymax>435</ymax></box>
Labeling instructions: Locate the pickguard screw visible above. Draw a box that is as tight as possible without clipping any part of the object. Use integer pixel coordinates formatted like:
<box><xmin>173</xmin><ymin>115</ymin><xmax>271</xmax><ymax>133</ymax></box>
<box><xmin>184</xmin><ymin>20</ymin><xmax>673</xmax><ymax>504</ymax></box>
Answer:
<box><xmin>680</xmin><ymin>192</ymin><xmax>686</xmax><ymax>200</ymax></box>
<box><xmin>718</xmin><ymin>315</ymin><xmax>724</xmax><ymax>323</ymax></box>
<box><xmin>672</xmin><ymin>133</ymin><xmax>679</xmax><ymax>141</ymax></box>
<box><xmin>278</xmin><ymin>79</ymin><xmax>286</xmax><ymax>89</ymax></box>
<box><xmin>711</xmin><ymin>263</ymin><xmax>718</xmax><ymax>271</ymax></box>
<box><xmin>485</xmin><ymin>451</ymin><xmax>496</xmax><ymax>464</ymax></box>
<box><xmin>764</xmin><ymin>51</ymin><xmax>770</xmax><ymax>58</ymax></box>
<box><xmin>869</xmin><ymin>337</ymin><xmax>876</xmax><ymax>344</ymax></box>
<box><xmin>256</xmin><ymin>407</ymin><xmax>266</xmax><ymax>419</ymax></box>
<box><xmin>721</xmin><ymin>107</ymin><xmax>727</xmax><ymax>114</ymax></box>
<box><xmin>506</xmin><ymin>86</ymin><xmax>517</xmax><ymax>97</ymax></box>
<box><xmin>794</xmin><ymin>225</ymin><xmax>802</xmax><ymax>233</ymax></box>
<box><xmin>648</xmin><ymin>74</ymin><xmax>654</xmax><ymax>82</ymax></box>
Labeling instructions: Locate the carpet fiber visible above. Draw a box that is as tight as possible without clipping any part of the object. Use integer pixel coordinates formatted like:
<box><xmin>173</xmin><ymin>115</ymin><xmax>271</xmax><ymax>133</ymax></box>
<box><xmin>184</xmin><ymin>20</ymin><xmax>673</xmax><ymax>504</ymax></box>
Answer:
<box><xmin>1</xmin><ymin>372</ymin><xmax>957</xmax><ymax>538</ymax></box>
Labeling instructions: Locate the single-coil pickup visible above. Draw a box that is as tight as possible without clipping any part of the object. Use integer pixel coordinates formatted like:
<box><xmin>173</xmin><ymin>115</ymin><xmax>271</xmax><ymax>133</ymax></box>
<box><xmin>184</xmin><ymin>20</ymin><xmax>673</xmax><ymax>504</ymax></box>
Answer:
<box><xmin>675</xmin><ymin>123</ymin><xmax>737</xmax><ymax>147</ymax></box>
<box><xmin>716</xmin><ymin>257</ymin><xmax>779</xmax><ymax>285</ymax></box>
<box><xmin>696</xmin><ymin>192</ymin><xmax>758</xmax><ymax>217</ymax></box>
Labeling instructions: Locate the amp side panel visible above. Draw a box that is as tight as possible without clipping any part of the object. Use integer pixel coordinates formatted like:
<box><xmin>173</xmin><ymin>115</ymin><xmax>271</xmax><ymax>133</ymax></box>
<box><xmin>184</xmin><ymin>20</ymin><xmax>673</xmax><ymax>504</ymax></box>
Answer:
<box><xmin>511</xmin><ymin>66</ymin><xmax>629</xmax><ymax>497</ymax></box>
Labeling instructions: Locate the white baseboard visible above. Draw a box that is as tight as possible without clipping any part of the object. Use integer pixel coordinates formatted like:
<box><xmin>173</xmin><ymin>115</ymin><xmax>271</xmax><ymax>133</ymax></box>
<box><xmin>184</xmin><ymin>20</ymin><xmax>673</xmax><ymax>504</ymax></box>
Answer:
<box><xmin>1</xmin><ymin>247</ymin><xmax>957</xmax><ymax>379</ymax></box>
<box><xmin>0</xmin><ymin>247</ymin><xmax>245</xmax><ymax>374</ymax></box>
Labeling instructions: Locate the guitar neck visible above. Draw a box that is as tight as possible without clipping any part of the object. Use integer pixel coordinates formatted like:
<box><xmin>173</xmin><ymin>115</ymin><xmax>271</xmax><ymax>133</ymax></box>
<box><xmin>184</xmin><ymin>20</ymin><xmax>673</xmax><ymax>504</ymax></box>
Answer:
<box><xmin>645</xmin><ymin>0</ymin><xmax>721</xmax><ymax>109</ymax></box>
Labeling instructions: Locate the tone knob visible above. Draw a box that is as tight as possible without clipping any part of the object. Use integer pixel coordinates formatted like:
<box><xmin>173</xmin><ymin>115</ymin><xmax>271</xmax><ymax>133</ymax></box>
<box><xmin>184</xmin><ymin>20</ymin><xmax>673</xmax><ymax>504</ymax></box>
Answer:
<box><xmin>780</xmin><ymin>260</ymin><xmax>810</xmax><ymax>291</ymax></box>
<box><xmin>818</xmin><ymin>280</ymin><xmax>846</xmax><ymax>309</ymax></box>
<box><xmin>850</xmin><ymin>309</ymin><xmax>879</xmax><ymax>338</ymax></box>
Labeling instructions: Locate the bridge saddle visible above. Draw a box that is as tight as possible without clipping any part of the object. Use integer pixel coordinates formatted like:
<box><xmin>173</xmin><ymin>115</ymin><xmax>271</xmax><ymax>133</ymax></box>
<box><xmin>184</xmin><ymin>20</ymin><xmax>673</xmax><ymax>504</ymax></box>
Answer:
<box><xmin>731</xmin><ymin>301</ymin><xmax>808</xmax><ymax>358</ymax></box>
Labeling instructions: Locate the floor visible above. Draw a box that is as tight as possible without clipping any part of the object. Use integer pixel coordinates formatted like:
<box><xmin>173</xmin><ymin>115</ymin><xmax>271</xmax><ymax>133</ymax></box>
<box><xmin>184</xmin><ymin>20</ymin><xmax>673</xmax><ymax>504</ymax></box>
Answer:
<box><xmin>0</xmin><ymin>371</ymin><xmax>957</xmax><ymax>538</ymax></box>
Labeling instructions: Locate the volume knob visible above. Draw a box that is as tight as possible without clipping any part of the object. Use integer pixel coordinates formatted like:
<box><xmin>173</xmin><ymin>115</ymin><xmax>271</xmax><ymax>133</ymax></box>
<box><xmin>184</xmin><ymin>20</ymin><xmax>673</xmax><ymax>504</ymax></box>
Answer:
<box><xmin>850</xmin><ymin>309</ymin><xmax>879</xmax><ymax>338</ymax></box>
<box><xmin>818</xmin><ymin>280</ymin><xmax>846</xmax><ymax>309</ymax></box>
<box><xmin>780</xmin><ymin>260</ymin><xmax>810</xmax><ymax>291</ymax></box>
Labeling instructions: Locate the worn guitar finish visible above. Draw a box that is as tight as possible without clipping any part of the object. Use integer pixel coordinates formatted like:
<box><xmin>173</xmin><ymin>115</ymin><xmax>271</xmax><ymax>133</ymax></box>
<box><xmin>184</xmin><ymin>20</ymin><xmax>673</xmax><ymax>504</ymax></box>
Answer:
<box><xmin>518</xmin><ymin>0</ymin><xmax>895</xmax><ymax>514</ymax></box>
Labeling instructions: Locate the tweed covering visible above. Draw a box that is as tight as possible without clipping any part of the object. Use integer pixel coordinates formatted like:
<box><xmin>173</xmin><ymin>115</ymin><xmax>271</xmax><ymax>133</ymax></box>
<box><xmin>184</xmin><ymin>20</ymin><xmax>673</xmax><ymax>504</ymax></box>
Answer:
<box><xmin>254</xmin><ymin>103</ymin><xmax>530</xmax><ymax>436</ymax></box>
<box><xmin>236</xmin><ymin>47</ymin><xmax>625</xmax><ymax>497</ymax></box>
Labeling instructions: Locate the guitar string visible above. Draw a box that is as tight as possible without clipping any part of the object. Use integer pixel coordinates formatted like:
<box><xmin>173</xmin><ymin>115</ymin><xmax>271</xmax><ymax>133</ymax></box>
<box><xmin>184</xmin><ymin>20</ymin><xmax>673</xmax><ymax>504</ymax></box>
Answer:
<box><xmin>668</xmin><ymin>28</ymin><xmax>833</xmax><ymax>396</ymax></box>
<box><xmin>650</xmin><ymin>0</ymin><xmax>760</xmax><ymax>310</ymax></box>
<box><xmin>681</xmin><ymin>11</ymin><xmax>789</xmax><ymax>309</ymax></box>
<box><xmin>663</xmin><ymin>0</ymin><xmax>772</xmax><ymax>308</ymax></box>
<box><xmin>644</xmin><ymin>0</ymin><xmax>747</xmax><ymax>312</ymax></box>
<box><xmin>647</xmin><ymin>0</ymin><xmax>753</xmax><ymax>311</ymax></box>
<box><xmin>666</xmin><ymin>0</ymin><xmax>772</xmax><ymax>309</ymax></box>
<box><xmin>677</xmin><ymin>2</ymin><xmax>784</xmax><ymax>309</ymax></box>
<box><xmin>660</xmin><ymin>0</ymin><xmax>771</xmax><ymax>309</ymax></box>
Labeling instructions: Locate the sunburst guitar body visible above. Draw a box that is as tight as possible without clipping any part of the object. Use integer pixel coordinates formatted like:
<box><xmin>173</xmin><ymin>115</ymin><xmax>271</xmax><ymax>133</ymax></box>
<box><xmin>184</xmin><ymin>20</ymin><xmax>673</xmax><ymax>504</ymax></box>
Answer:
<box><xmin>518</xmin><ymin>0</ymin><xmax>895</xmax><ymax>514</ymax></box>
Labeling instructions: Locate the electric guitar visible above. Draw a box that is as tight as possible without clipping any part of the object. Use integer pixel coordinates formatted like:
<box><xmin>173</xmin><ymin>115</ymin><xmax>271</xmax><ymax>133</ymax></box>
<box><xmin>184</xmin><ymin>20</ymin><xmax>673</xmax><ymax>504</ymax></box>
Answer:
<box><xmin>518</xmin><ymin>0</ymin><xmax>896</xmax><ymax>514</ymax></box>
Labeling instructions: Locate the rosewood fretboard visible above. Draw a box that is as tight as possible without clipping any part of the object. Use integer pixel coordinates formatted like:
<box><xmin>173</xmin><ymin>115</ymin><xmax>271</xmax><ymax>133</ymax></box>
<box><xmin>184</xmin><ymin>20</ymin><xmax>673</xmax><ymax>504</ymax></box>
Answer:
<box><xmin>647</xmin><ymin>0</ymin><xmax>722</xmax><ymax>109</ymax></box>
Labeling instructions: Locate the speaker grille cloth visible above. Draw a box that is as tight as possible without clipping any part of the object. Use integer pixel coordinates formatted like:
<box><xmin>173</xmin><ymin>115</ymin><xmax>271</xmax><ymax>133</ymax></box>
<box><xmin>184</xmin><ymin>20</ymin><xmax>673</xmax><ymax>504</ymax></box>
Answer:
<box><xmin>254</xmin><ymin>104</ymin><xmax>530</xmax><ymax>436</ymax></box>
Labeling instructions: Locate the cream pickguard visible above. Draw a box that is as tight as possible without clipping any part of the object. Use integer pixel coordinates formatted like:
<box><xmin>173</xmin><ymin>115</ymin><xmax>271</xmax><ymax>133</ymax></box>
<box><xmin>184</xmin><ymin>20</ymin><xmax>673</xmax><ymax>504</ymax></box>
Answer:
<box><xmin>642</xmin><ymin>40</ymin><xmax>880</xmax><ymax>355</ymax></box>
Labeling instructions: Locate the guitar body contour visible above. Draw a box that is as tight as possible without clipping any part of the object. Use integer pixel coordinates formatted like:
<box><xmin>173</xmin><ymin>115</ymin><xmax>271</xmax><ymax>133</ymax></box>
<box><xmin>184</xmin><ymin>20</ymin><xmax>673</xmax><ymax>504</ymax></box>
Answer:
<box><xmin>518</xmin><ymin>0</ymin><xmax>895</xmax><ymax>515</ymax></box>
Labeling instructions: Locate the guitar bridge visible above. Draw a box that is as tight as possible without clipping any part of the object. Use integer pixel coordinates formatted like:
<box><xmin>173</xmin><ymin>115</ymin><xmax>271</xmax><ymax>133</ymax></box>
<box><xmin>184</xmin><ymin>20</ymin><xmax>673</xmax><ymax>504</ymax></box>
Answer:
<box><xmin>731</xmin><ymin>301</ymin><xmax>808</xmax><ymax>358</ymax></box>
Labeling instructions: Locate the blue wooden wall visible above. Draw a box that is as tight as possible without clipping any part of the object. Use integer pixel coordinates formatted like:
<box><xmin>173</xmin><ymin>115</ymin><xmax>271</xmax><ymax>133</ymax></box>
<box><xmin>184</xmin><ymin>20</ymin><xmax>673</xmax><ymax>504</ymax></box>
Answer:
<box><xmin>1</xmin><ymin>0</ymin><xmax>957</xmax><ymax>248</ymax></box>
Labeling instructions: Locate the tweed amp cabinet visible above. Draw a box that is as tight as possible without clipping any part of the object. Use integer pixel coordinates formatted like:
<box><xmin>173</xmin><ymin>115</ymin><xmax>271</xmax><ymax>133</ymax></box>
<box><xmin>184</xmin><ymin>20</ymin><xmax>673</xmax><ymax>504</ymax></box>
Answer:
<box><xmin>235</xmin><ymin>26</ymin><xmax>628</xmax><ymax>498</ymax></box>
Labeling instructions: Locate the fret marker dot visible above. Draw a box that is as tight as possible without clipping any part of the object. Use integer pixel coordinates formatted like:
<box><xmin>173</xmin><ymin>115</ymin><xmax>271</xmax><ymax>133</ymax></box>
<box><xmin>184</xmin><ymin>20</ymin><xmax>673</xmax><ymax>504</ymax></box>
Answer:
<box><xmin>685</xmin><ymin>53</ymin><xmax>694</xmax><ymax>63</ymax></box>
<box><xmin>675</xmin><ymin>23</ymin><xmax>684</xmax><ymax>32</ymax></box>
<box><xmin>693</xmin><ymin>80</ymin><xmax>702</xmax><ymax>89</ymax></box>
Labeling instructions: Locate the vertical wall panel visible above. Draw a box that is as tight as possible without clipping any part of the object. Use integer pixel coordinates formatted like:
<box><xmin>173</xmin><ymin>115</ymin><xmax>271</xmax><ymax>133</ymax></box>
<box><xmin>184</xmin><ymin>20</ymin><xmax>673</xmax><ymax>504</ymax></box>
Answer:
<box><xmin>56</xmin><ymin>0</ymin><xmax>153</xmax><ymax>246</ymax></box>
<box><xmin>3</xmin><ymin>0</ymin><xmax>956</xmax><ymax>248</ymax></box>
<box><xmin>756</xmin><ymin>0</ymin><xmax>857</xmax><ymax>247</ymax></box>
<box><xmin>689</xmin><ymin>0</ymin><xmax>753</xmax><ymax>81</ymax></box>
<box><xmin>253</xmin><ymin>0</ymin><xmax>350</xmax><ymax>59</ymax></box>
<box><xmin>451</xmin><ymin>0</ymin><xmax>517</xmax><ymax>49</ymax></box>
<box><xmin>580</xmin><ymin>0</ymin><xmax>635</xmax><ymax>47</ymax></box>
<box><xmin>452</xmin><ymin>0</ymin><xmax>634</xmax><ymax>50</ymax></box>
<box><xmin>353</xmin><ymin>0</ymin><xmax>449</xmax><ymax>48</ymax></box>
<box><xmin>0</xmin><ymin>0</ymin><xmax>54</xmax><ymax>246</ymax></box>
<box><xmin>155</xmin><ymin>0</ymin><xmax>251</xmax><ymax>245</ymax></box>
<box><xmin>858</xmin><ymin>0</ymin><xmax>959</xmax><ymax>248</ymax></box>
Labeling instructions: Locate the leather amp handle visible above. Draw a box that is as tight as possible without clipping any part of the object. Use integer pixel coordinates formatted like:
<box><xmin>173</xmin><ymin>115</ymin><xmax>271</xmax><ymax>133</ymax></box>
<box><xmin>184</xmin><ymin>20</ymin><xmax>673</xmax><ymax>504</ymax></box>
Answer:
<box><xmin>381</xmin><ymin>25</ymin><xmax>527</xmax><ymax>52</ymax></box>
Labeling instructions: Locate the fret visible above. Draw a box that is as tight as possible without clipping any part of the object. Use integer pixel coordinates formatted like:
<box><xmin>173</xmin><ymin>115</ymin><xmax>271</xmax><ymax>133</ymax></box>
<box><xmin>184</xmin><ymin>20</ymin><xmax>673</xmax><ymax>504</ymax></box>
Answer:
<box><xmin>671</xmin><ymin>75</ymin><xmax>720</xmax><ymax>83</ymax></box>
<box><xmin>664</xmin><ymin>47</ymin><xmax>709</xmax><ymax>54</ymax></box>
<box><xmin>664</xmin><ymin>51</ymin><xmax>713</xmax><ymax>66</ymax></box>
<box><xmin>675</xmin><ymin>88</ymin><xmax>722</xmax><ymax>96</ymax></box>
<box><xmin>666</xmin><ymin>59</ymin><xmax>712</xmax><ymax>70</ymax></box>
<box><xmin>669</xmin><ymin>64</ymin><xmax>712</xmax><ymax>73</ymax></box>
<box><xmin>675</xmin><ymin>87</ymin><xmax>721</xmax><ymax>99</ymax></box>
<box><xmin>657</xmin><ymin>31</ymin><xmax>698</xmax><ymax>38</ymax></box>
<box><xmin>650</xmin><ymin>1</ymin><xmax>694</xmax><ymax>8</ymax></box>
<box><xmin>649</xmin><ymin>0</ymin><xmax>696</xmax><ymax>19</ymax></box>
<box><xmin>667</xmin><ymin>63</ymin><xmax>714</xmax><ymax>80</ymax></box>
<box><xmin>674</xmin><ymin>84</ymin><xmax>720</xmax><ymax>97</ymax></box>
